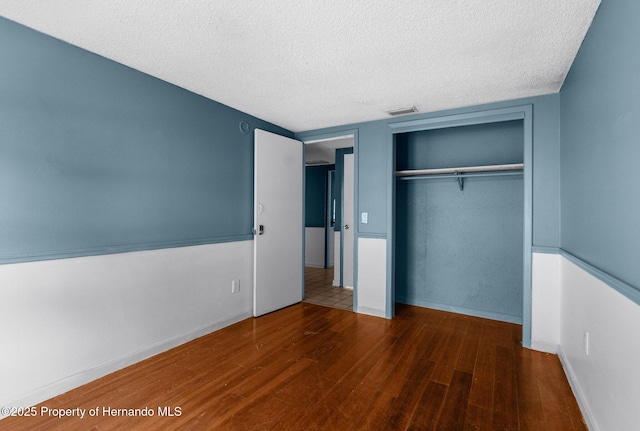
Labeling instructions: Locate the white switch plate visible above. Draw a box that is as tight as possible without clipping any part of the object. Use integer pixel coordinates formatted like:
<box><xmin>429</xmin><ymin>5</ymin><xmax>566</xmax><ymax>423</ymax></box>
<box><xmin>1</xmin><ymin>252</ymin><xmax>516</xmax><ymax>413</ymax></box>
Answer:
<box><xmin>232</xmin><ymin>279</ymin><xmax>240</xmax><ymax>294</ymax></box>
<box><xmin>361</xmin><ymin>212</ymin><xmax>368</xmax><ymax>224</ymax></box>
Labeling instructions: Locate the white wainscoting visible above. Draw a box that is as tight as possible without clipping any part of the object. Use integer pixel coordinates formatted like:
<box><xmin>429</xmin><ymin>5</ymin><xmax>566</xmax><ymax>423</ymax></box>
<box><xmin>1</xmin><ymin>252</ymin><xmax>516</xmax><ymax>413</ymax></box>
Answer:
<box><xmin>496</xmin><ymin>250</ymin><xmax>640</xmax><ymax>430</ymax></box>
<box><xmin>304</xmin><ymin>227</ymin><xmax>325</xmax><ymax>268</ymax></box>
<box><xmin>333</xmin><ymin>231</ymin><xmax>341</xmax><ymax>286</ymax></box>
<box><xmin>356</xmin><ymin>237</ymin><xmax>386</xmax><ymax>318</ymax></box>
<box><xmin>531</xmin><ymin>252</ymin><xmax>562</xmax><ymax>353</ymax></box>
<box><xmin>558</xmin><ymin>256</ymin><xmax>640</xmax><ymax>431</ymax></box>
<box><xmin>0</xmin><ymin>241</ymin><xmax>253</xmax><ymax>413</ymax></box>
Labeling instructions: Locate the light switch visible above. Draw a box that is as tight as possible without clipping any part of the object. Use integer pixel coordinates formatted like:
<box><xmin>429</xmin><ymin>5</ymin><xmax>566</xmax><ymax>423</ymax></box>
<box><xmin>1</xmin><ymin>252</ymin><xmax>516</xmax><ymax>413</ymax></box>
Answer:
<box><xmin>361</xmin><ymin>212</ymin><xmax>368</xmax><ymax>224</ymax></box>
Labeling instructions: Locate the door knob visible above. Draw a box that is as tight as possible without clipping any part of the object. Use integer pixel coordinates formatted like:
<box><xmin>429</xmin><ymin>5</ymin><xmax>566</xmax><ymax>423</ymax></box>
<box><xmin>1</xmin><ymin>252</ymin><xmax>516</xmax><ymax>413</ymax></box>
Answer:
<box><xmin>344</xmin><ymin>224</ymin><xmax>349</xmax><ymax>229</ymax></box>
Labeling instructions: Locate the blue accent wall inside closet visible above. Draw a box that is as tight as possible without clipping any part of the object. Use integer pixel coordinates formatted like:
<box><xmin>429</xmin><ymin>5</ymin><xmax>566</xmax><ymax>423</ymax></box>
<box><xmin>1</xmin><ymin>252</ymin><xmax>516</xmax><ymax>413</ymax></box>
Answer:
<box><xmin>395</xmin><ymin>121</ymin><xmax>524</xmax><ymax>322</ymax></box>
<box><xmin>0</xmin><ymin>17</ymin><xmax>292</xmax><ymax>263</ymax></box>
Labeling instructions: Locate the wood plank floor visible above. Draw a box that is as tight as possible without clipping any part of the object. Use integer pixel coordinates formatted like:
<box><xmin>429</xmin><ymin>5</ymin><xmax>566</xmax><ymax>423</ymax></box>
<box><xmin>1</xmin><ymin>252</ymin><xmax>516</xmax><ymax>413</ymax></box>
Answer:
<box><xmin>0</xmin><ymin>303</ymin><xmax>586</xmax><ymax>431</ymax></box>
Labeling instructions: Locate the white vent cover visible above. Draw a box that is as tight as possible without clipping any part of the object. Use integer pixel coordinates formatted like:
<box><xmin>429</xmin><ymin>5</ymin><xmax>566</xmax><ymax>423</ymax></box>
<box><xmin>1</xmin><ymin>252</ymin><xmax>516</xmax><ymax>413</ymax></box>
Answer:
<box><xmin>387</xmin><ymin>106</ymin><xmax>419</xmax><ymax>116</ymax></box>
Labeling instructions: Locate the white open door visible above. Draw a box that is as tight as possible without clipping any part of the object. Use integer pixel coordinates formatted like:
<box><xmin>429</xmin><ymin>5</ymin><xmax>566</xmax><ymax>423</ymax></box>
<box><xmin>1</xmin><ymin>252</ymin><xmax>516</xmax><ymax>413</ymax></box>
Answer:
<box><xmin>343</xmin><ymin>153</ymin><xmax>354</xmax><ymax>288</ymax></box>
<box><xmin>253</xmin><ymin>129</ymin><xmax>303</xmax><ymax>317</ymax></box>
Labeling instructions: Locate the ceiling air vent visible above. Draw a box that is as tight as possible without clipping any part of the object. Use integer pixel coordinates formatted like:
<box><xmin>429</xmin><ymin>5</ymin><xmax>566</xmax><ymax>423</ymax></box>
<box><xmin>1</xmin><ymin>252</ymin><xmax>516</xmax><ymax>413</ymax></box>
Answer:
<box><xmin>386</xmin><ymin>106</ymin><xmax>418</xmax><ymax>116</ymax></box>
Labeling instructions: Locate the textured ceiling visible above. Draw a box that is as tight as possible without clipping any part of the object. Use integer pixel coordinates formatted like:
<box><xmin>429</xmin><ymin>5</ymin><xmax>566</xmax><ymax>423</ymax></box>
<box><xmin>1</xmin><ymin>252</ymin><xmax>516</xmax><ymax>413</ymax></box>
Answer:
<box><xmin>0</xmin><ymin>1</ymin><xmax>600</xmax><ymax>132</ymax></box>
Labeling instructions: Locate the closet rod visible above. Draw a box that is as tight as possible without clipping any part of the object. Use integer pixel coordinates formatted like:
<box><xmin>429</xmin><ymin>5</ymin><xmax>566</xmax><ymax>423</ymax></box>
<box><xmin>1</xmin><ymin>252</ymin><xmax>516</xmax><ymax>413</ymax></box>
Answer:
<box><xmin>395</xmin><ymin>163</ymin><xmax>523</xmax><ymax>178</ymax></box>
<box><xmin>396</xmin><ymin>170</ymin><xmax>522</xmax><ymax>182</ymax></box>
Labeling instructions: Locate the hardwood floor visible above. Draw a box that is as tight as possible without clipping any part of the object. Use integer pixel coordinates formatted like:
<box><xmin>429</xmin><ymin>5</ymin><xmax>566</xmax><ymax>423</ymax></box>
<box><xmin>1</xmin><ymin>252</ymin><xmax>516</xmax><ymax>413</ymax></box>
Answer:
<box><xmin>0</xmin><ymin>303</ymin><xmax>586</xmax><ymax>431</ymax></box>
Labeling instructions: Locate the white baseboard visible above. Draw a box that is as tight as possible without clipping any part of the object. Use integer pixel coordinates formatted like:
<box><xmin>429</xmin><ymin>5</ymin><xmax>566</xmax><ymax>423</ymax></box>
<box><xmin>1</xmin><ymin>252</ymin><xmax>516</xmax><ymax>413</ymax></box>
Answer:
<box><xmin>1</xmin><ymin>311</ymin><xmax>251</xmax><ymax>418</ymax></box>
<box><xmin>557</xmin><ymin>346</ymin><xmax>598</xmax><ymax>431</ymax></box>
<box><xmin>530</xmin><ymin>339</ymin><xmax>558</xmax><ymax>354</ymax></box>
<box><xmin>356</xmin><ymin>306</ymin><xmax>386</xmax><ymax>318</ymax></box>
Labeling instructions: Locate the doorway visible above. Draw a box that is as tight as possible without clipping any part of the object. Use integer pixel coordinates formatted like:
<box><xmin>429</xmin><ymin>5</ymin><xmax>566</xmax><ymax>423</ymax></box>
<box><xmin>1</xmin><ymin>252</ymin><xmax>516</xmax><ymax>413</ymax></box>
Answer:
<box><xmin>303</xmin><ymin>135</ymin><xmax>354</xmax><ymax>310</ymax></box>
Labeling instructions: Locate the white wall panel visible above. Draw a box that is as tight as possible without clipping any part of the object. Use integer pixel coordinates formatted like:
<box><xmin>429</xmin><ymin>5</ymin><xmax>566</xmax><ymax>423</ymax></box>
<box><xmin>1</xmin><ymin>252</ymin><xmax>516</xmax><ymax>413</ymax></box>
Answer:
<box><xmin>0</xmin><ymin>241</ymin><xmax>253</xmax><ymax>412</ymax></box>
<box><xmin>356</xmin><ymin>237</ymin><xmax>386</xmax><ymax>318</ymax></box>
<box><xmin>559</xmin><ymin>257</ymin><xmax>640</xmax><ymax>431</ymax></box>
<box><xmin>333</xmin><ymin>231</ymin><xmax>341</xmax><ymax>286</ymax></box>
<box><xmin>531</xmin><ymin>252</ymin><xmax>561</xmax><ymax>352</ymax></box>
<box><xmin>304</xmin><ymin>227</ymin><xmax>325</xmax><ymax>268</ymax></box>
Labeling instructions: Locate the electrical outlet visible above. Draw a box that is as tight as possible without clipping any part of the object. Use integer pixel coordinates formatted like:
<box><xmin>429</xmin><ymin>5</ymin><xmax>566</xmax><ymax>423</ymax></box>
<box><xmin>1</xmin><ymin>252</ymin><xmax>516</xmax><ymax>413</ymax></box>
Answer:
<box><xmin>584</xmin><ymin>331</ymin><xmax>590</xmax><ymax>356</ymax></box>
<box><xmin>231</xmin><ymin>279</ymin><xmax>240</xmax><ymax>294</ymax></box>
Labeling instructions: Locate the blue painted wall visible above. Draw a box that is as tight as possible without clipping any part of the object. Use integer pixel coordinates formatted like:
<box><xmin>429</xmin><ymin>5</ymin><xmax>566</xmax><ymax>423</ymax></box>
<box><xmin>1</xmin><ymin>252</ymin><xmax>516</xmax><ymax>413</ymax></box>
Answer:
<box><xmin>560</xmin><ymin>0</ymin><xmax>640</xmax><ymax>292</ymax></box>
<box><xmin>305</xmin><ymin>165</ymin><xmax>333</xmax><ymax>227</ymax></box>
<box><xmin>396</xmin><ymin>121</ymin><xmax>524</xmax><ymax>169</ymax></box>
<box><xmin>0</xmin><ymin>17</ymin><xmax>291</xmax><ymax>263</ymax></box>
<box><xmin>296</xmin><ymin>94</ymin><xmax>560</xmax><ymax>247</ymax></box>
<box><xmin>395</xmin><ymin>122</ymin><xmax>524</xmax><ymax>321</ymax></box>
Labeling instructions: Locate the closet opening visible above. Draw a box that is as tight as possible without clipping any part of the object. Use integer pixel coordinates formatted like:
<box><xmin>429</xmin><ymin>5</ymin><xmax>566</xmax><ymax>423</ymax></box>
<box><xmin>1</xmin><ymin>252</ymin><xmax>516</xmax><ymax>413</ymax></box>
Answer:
<box><xmin>394</xmin><ymin>119</ymin><xmax>525</xmax><ymax>325</ymax></box>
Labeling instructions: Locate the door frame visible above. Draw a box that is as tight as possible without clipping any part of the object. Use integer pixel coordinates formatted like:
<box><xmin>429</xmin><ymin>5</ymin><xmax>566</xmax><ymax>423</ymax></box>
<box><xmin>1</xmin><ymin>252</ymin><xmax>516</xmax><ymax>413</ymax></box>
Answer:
<box><xmin>302</xmin><ymin>131</ymin><xmax>358</xmax><ymax>310</ymax></box>
<box><xmin>386</xmin><ymin>105</ymin><xmax>533</xmax><ymax>347</ymax></box>
<box><xmin>325</xmin><ymin>169</ymin><xmax>335</xmax><ymax>269</ymax></box>
<box><xmin>341</xmin><ymin>152</ymin><xmax>355</xmax><ymax>288</ymax></box>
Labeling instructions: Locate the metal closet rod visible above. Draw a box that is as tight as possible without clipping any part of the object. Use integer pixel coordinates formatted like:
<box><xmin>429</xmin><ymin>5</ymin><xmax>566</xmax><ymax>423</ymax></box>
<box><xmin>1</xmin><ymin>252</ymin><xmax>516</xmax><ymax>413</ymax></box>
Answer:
<box><xmin>395</xmin><ymin>163</ymin><xmax>524</xmax><ymax>178</ymax></box>
<box><xmin>396</xmin><ymin>171</ymin><xmax>523</xmax><ymax>183</ymax></box>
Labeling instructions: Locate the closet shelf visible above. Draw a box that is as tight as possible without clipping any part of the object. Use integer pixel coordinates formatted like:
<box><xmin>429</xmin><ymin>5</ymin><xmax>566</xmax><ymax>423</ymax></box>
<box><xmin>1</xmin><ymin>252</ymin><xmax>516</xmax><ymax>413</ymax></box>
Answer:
<box><xmin>395</xmin><ymin>163</ymin><xmax>523</xmax><ymax>178</ymax></box>
<box><xmin>395</xmin><ymin>163</ymin><xmax>523</xmax><ymax>191</ymax></box>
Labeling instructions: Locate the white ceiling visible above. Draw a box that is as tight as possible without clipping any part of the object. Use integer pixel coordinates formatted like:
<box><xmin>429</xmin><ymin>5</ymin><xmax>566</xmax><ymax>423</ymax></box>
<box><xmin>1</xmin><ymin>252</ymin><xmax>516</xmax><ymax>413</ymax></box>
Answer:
<box><xmin>0</xmin><ymin>1</ymin><xmax>600</xmax><ymax>133</ymax></box>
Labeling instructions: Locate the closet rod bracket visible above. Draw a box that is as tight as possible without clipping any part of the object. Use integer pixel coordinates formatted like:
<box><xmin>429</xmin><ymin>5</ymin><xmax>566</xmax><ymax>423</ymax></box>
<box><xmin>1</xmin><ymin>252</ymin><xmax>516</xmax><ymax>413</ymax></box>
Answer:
<box><xmin>456</xmin><ymin>173</ymin><xmax>464</xmax><ymax>191</ymax></box>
